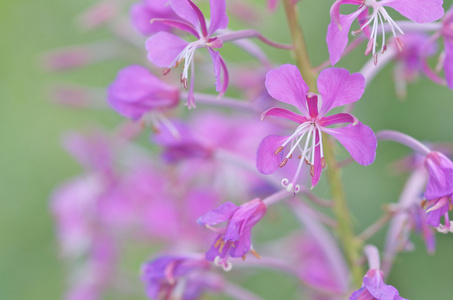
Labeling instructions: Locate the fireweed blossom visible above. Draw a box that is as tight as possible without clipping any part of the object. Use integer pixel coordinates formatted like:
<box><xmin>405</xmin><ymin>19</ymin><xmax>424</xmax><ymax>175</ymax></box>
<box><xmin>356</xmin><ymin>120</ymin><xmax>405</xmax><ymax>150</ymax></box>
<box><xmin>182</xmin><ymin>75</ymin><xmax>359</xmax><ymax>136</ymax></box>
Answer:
<box><xmin>327</xmin><ymin>0</ymin><xmax>444</xmax><ymax>65</ymax></box>
<box><xmin>107</xmin><ymin>65</ymin><xmax>180</xmax><ymax>132</ymax></box>
<box><xmin>351</xmin><ymin>245</ymin><xmax>408</xmax><ymax>300</ymax></box>
<box><xmin>146</xmin><ymin>0</ymin><xmax>229</xmax><ymax>108</ymax></box>
<box><xmin>197</xmin><ymin>199</ymin><xmax>267</xmax><ymax>271</ymax></box>
<box><xmin>421</xmin><ymin>5</ymin><xmax>453</xmax><ymax>89</ymax></box>
<box><xmin>130</xmin><ymin>0</ymin><xmax>182</xmax><ymax>36</ymax></box>
<box><xmin>423</xmin><ymin>151</ymin><xmax>453</xmax><ymax>233</ymax></box>
<box><xmin>141</xmin><ymin>255</ymin><xmax>217</xmax><ymax>300</ymax></box>
<box><xmin>256</xmin><ymin>65</ymin><xmax>377</xmax><ymax>190</ymax></box>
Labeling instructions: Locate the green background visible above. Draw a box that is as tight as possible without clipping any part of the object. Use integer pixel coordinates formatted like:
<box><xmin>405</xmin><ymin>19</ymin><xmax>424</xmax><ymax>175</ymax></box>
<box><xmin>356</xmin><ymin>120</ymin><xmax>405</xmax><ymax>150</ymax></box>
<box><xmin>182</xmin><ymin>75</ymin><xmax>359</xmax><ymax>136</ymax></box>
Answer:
<box><xmin>1</xmin><ymin>0</ymin><xmax>452</xmax><ymax>299</ymax></box>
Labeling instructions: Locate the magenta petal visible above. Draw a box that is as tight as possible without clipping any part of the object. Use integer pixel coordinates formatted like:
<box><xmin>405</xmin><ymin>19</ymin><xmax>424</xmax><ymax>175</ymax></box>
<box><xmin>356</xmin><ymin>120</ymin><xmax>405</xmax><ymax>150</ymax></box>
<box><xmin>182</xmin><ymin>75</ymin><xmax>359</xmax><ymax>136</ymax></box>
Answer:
<box><xmin>424</xmin><ymin>151</ymin><xmax>453</xmax><ymax>200</ymax></box>
<box><xmin>197</xmin><ymin>202</ymin><xmax>238</xmax><ymax>226</ymax></box>
<box><xmin>265</xmin><ymin>64</ymin><xmax>309</xmax><ymax>114</ymax></box>
<box><xmin>330</xmin><ymin>0</ymin><xmax>364</xmax><ymax>26</ymax></box>
<box><xmin>170</xmin><ymin>0</ymin><xmax>201</xmax><ymax>31</ymax></box>
<box><xmin>383</xmin><ymin>0</ymin><xmax>444</xmax><ymax>23</ymax></box>
<box><xmin>146</xmin><ymin>32</ymin><xmax>189</xmax><ymax>67</ymax></box>
<box><xmin>256</xmin><ymin>135</ymin><xmax>289</xmax><ymax>175</ymax></box>
<box><xmin>319</xmin><ymin>113</ymin><xmax>358</xmax><ymax>127</ymax></box>
<box><xmin>208</xmin><ymin>0</ymin><xmax>229</xmax><ymax>36</ymax></box>
<box><xmin>261</xmin><ymin>107</ymin><xmax>308</xmax><ymax>123</ymax></box>
<box><xmin>311</xmin><ymin>133</ymin><xmax>323</xmax><ymax>188</ymax></box>
<box><xmin>327</xmin><ymin>11</ymin><xmax>362</xmax><ymax>66</ymax></box>
<box><xmin>151</xmin><ymin>18</ymin><xmax>199</xmax><ymax>37</ymax></box>
<box><xmin>317</xmin><ymin>68</ymin><xmax>365</xmax><ymax>116</ymax></box>
<box><xmin>322</xmin><ymin>122</ymin><xmax>377</xmax><ymax>166</ymax></box>
<box><xmin>229</xmin><ymin>230</ymin><xmax>251</xmax><ymax>257</ymax></box>
<box><xmin>208</xmin><ymin>48</ymin><xmax>222</xmax><ymax>93</ymax></box>
<box><xmin>444</xmin><ymin>39</ymin><xmax>453</xmax><ymax>89</ymax></box>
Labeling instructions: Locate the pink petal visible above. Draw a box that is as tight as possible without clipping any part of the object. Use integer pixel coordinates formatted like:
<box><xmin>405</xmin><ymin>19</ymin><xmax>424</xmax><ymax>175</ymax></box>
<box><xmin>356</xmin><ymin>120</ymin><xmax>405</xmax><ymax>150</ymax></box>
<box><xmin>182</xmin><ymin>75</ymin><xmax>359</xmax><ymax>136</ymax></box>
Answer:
<box><xmin>330</xmin><ymin>0</ymin><xmax>364</xmax><ymax>27</ymax></box>
<box><xmin>322</xmin><ymin>122</ymin><xmax>377</xmax><ymax>166</ymax></box>
<box><xmin>146</xmin><ymin>32</ymin><xmax>189</xmax><ymax>67</ymax></box>
<box><xmin>256</xmin><ymin>135</ymin><xmax>289</xmax><ymax>175</ymax></box>
<box><xmin>327</xmin><ymin>10</ymin><xmax>362</xmax><ymax>66</ymax></box>
<box><xmin>317</xmin><ymin>68</ymin><xmax>365</xmax><ymax>116</ymax></box>
<box><xmin>424</xmin><ymin>151</ymin><xmax>453</xmax><ymax>199</ymax></box>
<box><xmin>197</xmin><ymin>202</ymin><xmax>238</xmax><ymax>225</ymax></box>
<box><xmin>208</xmin><ymin>0</ymin><xmax>229</xmax><ymax>36</ymax></box>
<box><xmin>151</xmin><ymin>18</ymin><xmax>199</xmax><ymax>37</ymax></box>
<box><xmin>261</xmin><ymin>107</ymin><xmax>308</xmax><ymax>123</ymax></box>
<box><xmin>319</xmin><ymin>113</ymin><xmax>358</xmax><ymax>127</ymax></box>
<box><xmin>265</xmin><ymin>64</ymin><xmax>309</xmax><ymax>114</ymax></box>
<box><xmin>170</xmin><ymin>0</ymin><xmax>201</xmax><ymax>32</ymax></box>
<box><xmin>208</xmin><ymin>48</ymin><xmax>222</xmax><ymax>93</ymax></box>
<box><xmin>382</xmin><ymin>0</ymin><xmax>444</xmax><ymax>23</ymax></box>
<box><xmin>311</xmin><ymin>132</ymin><xmax>323</xmax><ymax>188</ymax></box>
<box><xmin>267</xmin><ymin>0</ymin><xmax>278</xmax><ymax>11</ymax></box>
<box><xmin>444</xmin><ymin>39</ymin><xmax>453</xmax><ymax>89</ymax></box>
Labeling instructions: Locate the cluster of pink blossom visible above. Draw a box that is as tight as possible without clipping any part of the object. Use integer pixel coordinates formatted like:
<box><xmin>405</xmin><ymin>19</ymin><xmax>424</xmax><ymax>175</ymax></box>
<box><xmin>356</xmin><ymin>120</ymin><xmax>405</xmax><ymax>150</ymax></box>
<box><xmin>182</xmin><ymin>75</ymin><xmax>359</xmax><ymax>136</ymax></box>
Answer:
<box><xmin>44</xmin><ymin>0</ymin><xmax>453</xmax><ymax>299</ymax></box>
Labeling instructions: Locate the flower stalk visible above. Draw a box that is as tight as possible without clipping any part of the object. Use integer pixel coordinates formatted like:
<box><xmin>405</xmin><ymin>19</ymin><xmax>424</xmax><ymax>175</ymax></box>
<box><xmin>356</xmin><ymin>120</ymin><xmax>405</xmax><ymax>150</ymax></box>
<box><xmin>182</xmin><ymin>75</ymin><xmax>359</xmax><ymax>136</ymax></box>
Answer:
<box><xmin>282</xmin><ymin>0</ymin><xmax>363</xmax><ymax>287</ymax></box>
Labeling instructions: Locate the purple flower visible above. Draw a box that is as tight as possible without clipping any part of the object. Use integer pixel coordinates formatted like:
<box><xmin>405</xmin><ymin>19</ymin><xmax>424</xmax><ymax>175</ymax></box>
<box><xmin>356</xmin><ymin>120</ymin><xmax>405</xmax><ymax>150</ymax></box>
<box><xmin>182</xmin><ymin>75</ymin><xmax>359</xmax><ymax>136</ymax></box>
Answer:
<box><xmin>423</xmin><ymin>151</ymin><xmax>453</xmax><ymax>232</ymax></box>
<box><xmin>256</xmin><ymin>65</ymin><xmax>377</xmax><ymax>189</ymax></box>
<box><xmin>327</xmin><ymin>0</ymin><xmax>444</xmax><ymax>65</ymax></box>
<box><xmin>107</xmin><ymin>65</ymin><xmax>179</xmax><ymax>121</ymax></box>
<box><xmin>197</xmin><ymin>199</ymin><xmax>267</xmax><ymax>270</ymax></box>
<box><xmin>145</xmin><ymin>0</ymin><xmax>229</xmax><ymax>108</ymax></box>
<box><xmin>442</xmin><ymin>7</ymin><xmax>453</xmax><ymax>88</ymax></box>
<box><xmin>141</xmin><ymin>255</ymin><xmax>214</xmax><ymax>300</ymax></box>
<box><xmin>350</xmin><ymin>269</ymin><xmax>408</xmax><ymax>300</ymax></box>
<box><xmin>130</xmin><ymin>0</ymin><xmax>182</xmax><ymax>36</ymax></box>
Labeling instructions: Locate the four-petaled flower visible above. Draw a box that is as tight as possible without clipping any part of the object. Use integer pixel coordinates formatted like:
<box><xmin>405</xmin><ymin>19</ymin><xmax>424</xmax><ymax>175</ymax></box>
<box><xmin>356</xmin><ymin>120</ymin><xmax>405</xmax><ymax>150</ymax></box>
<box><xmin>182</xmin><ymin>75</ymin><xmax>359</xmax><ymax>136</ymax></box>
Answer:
<box><xmin>146</xmin><ymin>0</ymin><xmax>229</xmax><ymax>108</ymax></box>
<box><xmin>350</xmin><ymin>269</ymin><xmax>408</xmax><ymax>300</ymax></box>
<box><xmin>256</xmin><ymin>64</ymin><xmax>377</xmax><ymax>190</ymax></box>
<box><xmin>327</xmin><ymin>0</ymin><xmax>444</xmax><ymax>65</ymax></box>
<box><xmin>197</xmin><ymin>199</ymin><xmax>267</xmax><ymax>271</ymax></box>
<box><xmin>423</xmin><ymin>151</ymin><xmax>453</xmax><ymax>233</ymax></box>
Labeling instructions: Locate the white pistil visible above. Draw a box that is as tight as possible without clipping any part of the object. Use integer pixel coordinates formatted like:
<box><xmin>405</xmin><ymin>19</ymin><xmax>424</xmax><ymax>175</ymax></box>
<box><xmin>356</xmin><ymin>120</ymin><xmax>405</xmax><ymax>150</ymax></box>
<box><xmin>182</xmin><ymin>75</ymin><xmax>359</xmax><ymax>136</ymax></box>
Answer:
<box><xmin>172</xmin><ymin>40</ymin><xmax>205</xmax><ymax>88</ymax></box>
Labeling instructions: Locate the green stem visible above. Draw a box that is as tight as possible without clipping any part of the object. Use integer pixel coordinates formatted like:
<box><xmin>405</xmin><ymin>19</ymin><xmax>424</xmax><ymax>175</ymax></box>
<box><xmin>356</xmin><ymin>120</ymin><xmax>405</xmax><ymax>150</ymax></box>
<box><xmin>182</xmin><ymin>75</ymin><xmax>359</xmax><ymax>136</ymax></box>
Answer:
<box><xmin>282</xmin><ymin>0</ymin><xmax>363</xmax><ymax>287</ymax></box>
<box><xmin>282</xmin><ymin>0</ymin><xmax>316</xmax><ymax>92</ymax></box>
<box><xmin>323</xmin><ymin>138</ymin><xmax>363</xmax><ymax>287</ymax></box>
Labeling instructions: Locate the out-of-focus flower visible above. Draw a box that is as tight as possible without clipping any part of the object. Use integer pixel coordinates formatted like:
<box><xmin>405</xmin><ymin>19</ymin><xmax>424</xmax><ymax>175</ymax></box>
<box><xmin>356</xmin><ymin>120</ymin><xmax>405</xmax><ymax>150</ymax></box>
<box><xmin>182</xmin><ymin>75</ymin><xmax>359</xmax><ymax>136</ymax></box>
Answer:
<box><xmin>107</xmin><ymin>65</ymin><xmax>179</xmax><ymax>121</ymax></box>
<box><xmin>257</xmin><ymin>65</ymin><xmax>376</xmax><ymax>189</ymax></box>
<box><xmin>146</xmin><ymin>0</ymin><xmax>229</xmax><ymax>108</ymax></box>
<box><xmin>141</xmin><ymin>255</ymin><xmax>218</xmax><ymax>300</ymax></box>
<box><xmin>423</xmin><ymin>151</ymin><xmax>453</xmax><ymax>232</ymax></box>
<box><xmin>197</xmin><ymin>199</ymin><xmax>267</xmax><ymax>270</ymax></box>
<box><xmin>327</xmin><ymin>0</ymin><xmax>444</xmax><ymax>65</ymax></box>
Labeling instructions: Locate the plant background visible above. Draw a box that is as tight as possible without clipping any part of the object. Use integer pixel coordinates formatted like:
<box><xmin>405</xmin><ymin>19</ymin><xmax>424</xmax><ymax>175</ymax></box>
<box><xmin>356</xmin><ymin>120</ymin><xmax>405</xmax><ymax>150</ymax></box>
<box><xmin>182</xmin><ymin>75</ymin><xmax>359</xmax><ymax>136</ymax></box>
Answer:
<box><xmin>1</xmin><ymin>0</ymin><xmax>453</xmax><ymax>299</ymax></box>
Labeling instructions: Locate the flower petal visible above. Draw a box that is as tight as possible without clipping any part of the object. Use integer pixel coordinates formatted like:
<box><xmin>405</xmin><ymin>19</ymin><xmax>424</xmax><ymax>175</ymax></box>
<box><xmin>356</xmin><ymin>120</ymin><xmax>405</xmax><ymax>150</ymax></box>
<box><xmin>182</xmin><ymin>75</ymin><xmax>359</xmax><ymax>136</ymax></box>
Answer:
<box><xmin>322</xmin><ymin>122</ymin><xmax>377</xmax><ymax>166</ymax></box>
<box><xmin>317</xmin><ymin>68</ymin><xmax>365</xmax><ymax>116</ymax></box>
<box><xmin>265</xmin><ymin>64</ymin><xmax>309</xmax><ymax>114</ymax></box>
<box><xmin>382</xmin><ymin>0</ymin><xmax>444</xmax><ymax>23</ymax></box>
<box><xmin>208</xmin><ymin>0</ymin><xmax>229</xmax><ymax>36</ymax></box>
<box><xmin>327</xmin><ymin>10</ymin><xmax>363</xmax><ymax>66</ymax></box>
<box><xmin>146</xmin><ymin>32</ymin><xmax>189</xmax><ymax>67</ymax></box>
<box><xmin>261</xmin><ymin>107</ymin><xmax>308</xmax><ymax>123</ymax></box>
<box><xmin>208</xmin><ymin>48</ymin><xmax>222</xmax><ymax>93</ymax></box>
<box><xmin>256</xmin><ymin>135</ymin><xmax>289</xmax><ymax>175</ymax></box>
<box><xmin>424</xmin><ymin>151</ymin><xmax>453</xmax><ymax>199</ymax></box>
<box><xmin>444</xmin><ymin>39</ymin><xmax>453</xmax><ymax>90</ymax></box>
<box><xmin>170</xmin><ymin>0</ymin><xmax>201</xmax><ymax>31</ymax></box>
<box><xmin>330</xmin><ymin>0</ymin><xmax>364</xmax><ymax>27</ymax></box>
<box><xmin>197</xmin><ymin>202</ymin><xmax>238</xmax><ymax>226</ymax></box>
<box><xmin>319</xmin><ymin>113</ymin><xmax>358</xmax><ymax>127</ymax></box>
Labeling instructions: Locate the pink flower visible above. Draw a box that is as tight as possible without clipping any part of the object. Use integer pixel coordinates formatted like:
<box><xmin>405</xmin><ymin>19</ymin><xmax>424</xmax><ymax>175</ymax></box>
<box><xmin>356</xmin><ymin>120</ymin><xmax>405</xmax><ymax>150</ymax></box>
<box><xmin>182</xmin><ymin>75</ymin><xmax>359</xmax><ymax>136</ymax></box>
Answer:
<box><xmin>107</xmin><ymin>65</ymin><xmax>179</xmax><ymax>121</ymax></box>
<box><xmin>145</xmin><ymin>0</ymin><xmax>229</xmax><ymax>108</ymax></box>
<box><xmin>327</xmin><ymin>0</ymin><xmax>444</xmax><ymax>65</ymax></box>
<box><xmin>141</xmin><ymin>255</ymin><xmax>217</xmax><ymax>300</ymax></box>
<box><xmin>423</xmin><ymin>151</ymin><xmax>453</xmax><ymax>232</ymax></box>
<box><xmin>197</xmin><ymin>199</ymin><xmax>267</xmax><ymax>270</ymax></box>
<box><xmin>256</xmin><ymin>65</ymin><xmax>377</xmax><ymax>189</ymax></box>
<box><xmin>130</xmin><ymin>0</ymin><xmax>182</xmax><ymax>36</ymax></box>
<box><xmin>351</xmin><ymin>269</ymin><xmax>408</xmax><ymax>300</ymax></box>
